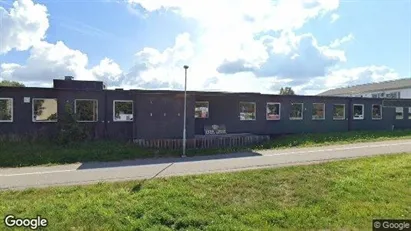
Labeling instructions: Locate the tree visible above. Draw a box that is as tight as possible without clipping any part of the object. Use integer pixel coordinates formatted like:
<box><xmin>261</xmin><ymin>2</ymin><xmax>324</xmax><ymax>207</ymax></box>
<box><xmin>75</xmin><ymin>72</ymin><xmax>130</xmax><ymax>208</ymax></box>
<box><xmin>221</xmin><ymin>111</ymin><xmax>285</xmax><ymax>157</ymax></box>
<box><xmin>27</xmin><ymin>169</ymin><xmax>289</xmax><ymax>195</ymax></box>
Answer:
<box><xmin>279</xmin><ymin>87</ymin><xmax>295</xmax><ymax>95</ymax></box>
<box><xmin>0</xmin><ymin>80</ymin><xmax>25</xmax><ymax>87</ymax></box>
<box><xmin>56</xmin><ymin>101</ymin><xmax>90</xmax><ymax>144</ymax></box>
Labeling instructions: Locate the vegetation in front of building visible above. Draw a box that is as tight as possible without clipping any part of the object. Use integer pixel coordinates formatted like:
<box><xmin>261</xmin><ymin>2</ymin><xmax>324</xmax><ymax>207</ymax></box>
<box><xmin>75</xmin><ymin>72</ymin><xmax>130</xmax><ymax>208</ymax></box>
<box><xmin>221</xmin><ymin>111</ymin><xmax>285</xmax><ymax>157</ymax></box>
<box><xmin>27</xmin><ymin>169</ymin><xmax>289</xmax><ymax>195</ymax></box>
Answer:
<box><xmin>0</xmin><ymin>129</ymin><xmax>411</xmax><ymax>168</ymax></box>
<box><xmin>1</xmin><ymin>154</ymin><xmax>410</xmax><ymax>230</ymax></box>
<box><xmin>257</xmin><ymin>129</ymin><xmax>411</xmax><ymax>149</ymax></box>
<box><xmin>55</xmin><ymin>101</ymin><xmax>95</xmax><ymax>144</ymax></box>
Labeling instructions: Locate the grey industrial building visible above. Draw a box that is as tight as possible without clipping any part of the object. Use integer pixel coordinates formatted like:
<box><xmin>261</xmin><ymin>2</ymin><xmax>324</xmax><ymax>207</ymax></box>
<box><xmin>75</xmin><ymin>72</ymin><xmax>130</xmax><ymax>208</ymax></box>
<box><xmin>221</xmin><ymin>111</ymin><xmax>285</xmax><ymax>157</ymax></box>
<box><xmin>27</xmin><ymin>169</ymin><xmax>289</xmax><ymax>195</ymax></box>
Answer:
<box><xmin>1</xmin><ymin>77</ymin><xmax>411</xmax><ymax>148</ymax></box>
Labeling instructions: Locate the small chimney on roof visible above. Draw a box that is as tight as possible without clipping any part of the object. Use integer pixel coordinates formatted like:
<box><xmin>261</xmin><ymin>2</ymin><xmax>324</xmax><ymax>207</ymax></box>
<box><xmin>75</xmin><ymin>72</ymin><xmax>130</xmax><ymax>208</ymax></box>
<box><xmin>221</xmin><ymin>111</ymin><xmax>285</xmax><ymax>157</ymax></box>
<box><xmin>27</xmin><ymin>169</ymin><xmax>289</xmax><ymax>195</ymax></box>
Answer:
<box><xmin>64</xmin><ymin>76</ymin><xmax>74</xmax><ymax>81</ymax></box>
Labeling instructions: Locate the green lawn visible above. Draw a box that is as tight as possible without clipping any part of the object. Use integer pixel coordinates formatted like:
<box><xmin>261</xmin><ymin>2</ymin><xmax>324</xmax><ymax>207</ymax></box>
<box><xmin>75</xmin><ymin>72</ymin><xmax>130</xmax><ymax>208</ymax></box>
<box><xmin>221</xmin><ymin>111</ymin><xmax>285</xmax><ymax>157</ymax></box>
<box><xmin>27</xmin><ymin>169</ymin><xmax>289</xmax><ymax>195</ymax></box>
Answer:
<box><xmin>1</xmin><ymin>129</ymin><xmax>411</xmax><ymax>168</ymax></box>
<box><xmin>1</xmin><ymin>154</ymin><xmax>410</xmax><ymax>230</ymax></box>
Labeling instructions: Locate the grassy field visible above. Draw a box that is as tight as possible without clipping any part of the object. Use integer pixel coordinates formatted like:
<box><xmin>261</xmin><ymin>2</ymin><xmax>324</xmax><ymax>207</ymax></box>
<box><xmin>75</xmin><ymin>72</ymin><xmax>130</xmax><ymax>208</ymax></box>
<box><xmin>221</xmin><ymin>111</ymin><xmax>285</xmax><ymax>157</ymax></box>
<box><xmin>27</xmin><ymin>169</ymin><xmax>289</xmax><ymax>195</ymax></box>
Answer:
<box><xmin>1</xmin><ymin>154</ymin><xmax>410</xmax><ymax>230</ymax></box>
<box><xmin>1</xmin><ymin>129</ymin><xmax>411</xmax><ymax>168</ymax></box>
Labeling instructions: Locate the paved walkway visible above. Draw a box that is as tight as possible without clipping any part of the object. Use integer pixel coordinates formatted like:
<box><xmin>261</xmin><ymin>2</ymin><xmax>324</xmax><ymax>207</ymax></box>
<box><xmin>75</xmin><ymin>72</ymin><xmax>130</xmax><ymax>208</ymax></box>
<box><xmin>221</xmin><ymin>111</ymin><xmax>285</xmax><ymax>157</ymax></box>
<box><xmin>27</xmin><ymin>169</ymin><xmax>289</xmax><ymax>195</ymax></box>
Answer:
<box><xmin>1</xmin><ymin>139</ymin><xmax>411</xmax><ymax>190</ymax></box>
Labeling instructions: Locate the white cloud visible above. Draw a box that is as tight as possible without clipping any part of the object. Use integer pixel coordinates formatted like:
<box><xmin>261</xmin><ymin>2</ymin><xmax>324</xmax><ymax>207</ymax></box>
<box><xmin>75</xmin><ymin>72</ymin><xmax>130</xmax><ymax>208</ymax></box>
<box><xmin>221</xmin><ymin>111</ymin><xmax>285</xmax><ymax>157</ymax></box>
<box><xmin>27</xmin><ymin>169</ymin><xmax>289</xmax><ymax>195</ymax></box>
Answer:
<box><xmin>127</xmin><ymin>0</ymin><xmax>339</xmax><ymax>32</ymax></box>
<box><xmin>0</xmin><ymin>40</ymin><xmax>125</xmax><ymax>86</ymax></box>
<box><xmin>127</xmin><ymin>0</ymin><xmax>340</xmax><ymax>67</ymax></box>
<box><xmin>329</xmin><ymin>33</ymin><xmax>354</xmax><ymax>48</ymax></box>
<box><xmin>120</xmin><ymin>33</ymin><xmax>195</xmax><ymax>89</ymax></box>
<box><xmin>330</xmin><ymin>13</ymin><xmax>340</xmax><ymax>23</ymax></box>
<box><xmin>1</xmin><ymin>0</ymin><xmax>345</xmax><ymax>91</ymax></box>
<box><xmin>91</xmin><ymin>58</ymin><xmax>123</xmax><ymax>83</ymax></box>
<box><xmin>1</xmin><ymin>41</ymin><xmax>92</xmax><ymax>83</ymax></box>
<box><xmin>324</xmin><ymin>65</ymin><xmax>401</xmax><ymax>88</ymax></box>
<box><xmin>204</xmin><ymin>73</ymin><xmax>275</xmax><ymax>93</ymax></box>
<box><xmin>299</xmin><ymin>65</ymin><xmax>402</xmax><ymax>95</ymax></box>
<box><xmin>0</xmin><ymin>0</ymin><xmax>404</xmax><ymax>96</ymax></box>
<box><xmin>123</xmin><ymin>0</ymin><xmax>402</xmax><ymax>95</ymax></box>
<box><xmin>122</xmin><ymin>0</ymin><xmax>346</xmax><ymax>92</ymax></box>
<box><xmin>217</xmin><ymin>31</ymin><xmax>347</xmax><ymax>83</ymax></box>
<box><xmin>0</xmin><ymin>0</ymin><xmax>125</xmax><ymax>88</ymax></box>
<box><xmin>0</xmin><ymin>0</ymin><xmax>49</xmax><ymax>54</ymax></box>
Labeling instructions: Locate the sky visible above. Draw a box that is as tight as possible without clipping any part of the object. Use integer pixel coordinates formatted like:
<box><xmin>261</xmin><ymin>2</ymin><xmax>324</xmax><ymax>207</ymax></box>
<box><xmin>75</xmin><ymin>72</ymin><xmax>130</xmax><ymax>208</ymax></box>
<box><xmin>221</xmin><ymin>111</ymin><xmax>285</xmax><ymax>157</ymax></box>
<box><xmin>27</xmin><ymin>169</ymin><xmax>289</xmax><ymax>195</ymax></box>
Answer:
<box><xmin>0</xmin><ymin>0</ymin><xmax>410</xmax><ymax>95</ymax></box>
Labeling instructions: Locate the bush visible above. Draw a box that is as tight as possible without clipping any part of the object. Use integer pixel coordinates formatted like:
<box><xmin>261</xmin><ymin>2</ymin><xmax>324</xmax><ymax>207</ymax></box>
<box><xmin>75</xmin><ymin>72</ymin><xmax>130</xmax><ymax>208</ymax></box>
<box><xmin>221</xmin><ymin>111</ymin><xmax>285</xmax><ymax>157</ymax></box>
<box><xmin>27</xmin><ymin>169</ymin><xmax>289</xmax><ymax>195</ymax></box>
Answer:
<box><xmin>55</xmin><ymin>101</ymin><xmax>91</xmax><ymax>145</ymax></box>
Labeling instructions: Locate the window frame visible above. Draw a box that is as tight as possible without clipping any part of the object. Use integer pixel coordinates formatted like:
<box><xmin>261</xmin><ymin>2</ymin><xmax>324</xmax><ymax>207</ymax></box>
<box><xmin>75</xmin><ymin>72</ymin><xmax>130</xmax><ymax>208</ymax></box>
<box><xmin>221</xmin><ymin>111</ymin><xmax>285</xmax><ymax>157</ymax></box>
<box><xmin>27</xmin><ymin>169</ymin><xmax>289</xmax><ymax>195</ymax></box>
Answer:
<box><xmin>194</xmin><ymin>101</ymin><xmax>210</xmax><ymax>119</ymax></box>
<box><xmin>332</xmin><ymin>104</ymin><xmax>345</xmax><ymax>120</ymax></box>
<box><xmin>371</xmin><ymin>104</ymin><xmax>383</xmax><ymax>120</ymax></box>
<box><xmin>113</xmin><ymin>100</ymin><xmax>134</xmax><ymax>122</ymax></box>
<box><xmin>312</xmin><ymin>103</ymin><xmax>325</xmax><ymax>120</ymax></box>
<box><xmin>0</xmin><ymin>98</ymin><xmax>13</xmax><ymax>123</ymax></box>
<box><xmin>74</xmin><ymin>99</ymin><xmax>99</xmax><ymax>123</ymax></box>
<box><xmin>353</xmin><ymin>104</ymin><xmax>364</xmax><ymax>120</ymax></box>
<box><xmin>290</xmin><ymin>103</ymin><xmax>304</xmax><ymax>120</ymax></box>
<box><xmin>239</xmin><ymin>101</ymin><xmax>256</xmax><ymax>121</ymax></box>
<box><xmin>32</xmin><ymin>98</ymin><xmax>58</xmax><ymax>123</ymax></box>
<box><xmin>266</xmin><ymin>102</ymin><xmax>281</xmax><ymax>120</ymax></box>
<box><xmin>395</xmin><ymin>107</ymin><xmax>404</xmax><ymax>120</ymax></box>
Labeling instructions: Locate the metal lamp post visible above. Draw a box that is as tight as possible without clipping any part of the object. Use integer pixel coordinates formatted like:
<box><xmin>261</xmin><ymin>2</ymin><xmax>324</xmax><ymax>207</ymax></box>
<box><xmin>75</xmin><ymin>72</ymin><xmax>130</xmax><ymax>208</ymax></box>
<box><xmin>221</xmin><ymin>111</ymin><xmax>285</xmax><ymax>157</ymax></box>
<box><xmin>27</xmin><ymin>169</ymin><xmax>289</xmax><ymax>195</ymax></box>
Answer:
<box><xmin>182</xmin><ymin>65</ymin><xmax>189</xmax><ymax>158</ymax></box>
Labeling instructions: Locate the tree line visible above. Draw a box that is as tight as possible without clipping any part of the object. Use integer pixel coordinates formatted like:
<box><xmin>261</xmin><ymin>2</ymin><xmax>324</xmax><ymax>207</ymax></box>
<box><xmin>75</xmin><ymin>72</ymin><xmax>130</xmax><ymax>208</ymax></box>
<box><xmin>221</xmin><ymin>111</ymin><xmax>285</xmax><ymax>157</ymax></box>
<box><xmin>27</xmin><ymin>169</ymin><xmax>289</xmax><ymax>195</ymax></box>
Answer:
<box><xmin>0</xmin><ymin>80</ymin><xmax>25</xmax><ymax>87</ymax></box>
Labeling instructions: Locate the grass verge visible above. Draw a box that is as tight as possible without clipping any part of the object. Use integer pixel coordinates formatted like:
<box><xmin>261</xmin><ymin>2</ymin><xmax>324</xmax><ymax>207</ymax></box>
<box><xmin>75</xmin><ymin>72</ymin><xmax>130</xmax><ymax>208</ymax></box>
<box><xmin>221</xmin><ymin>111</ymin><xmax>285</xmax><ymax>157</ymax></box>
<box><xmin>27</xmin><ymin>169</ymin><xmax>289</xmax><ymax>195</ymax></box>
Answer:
<box><xmin>1</xmin><ymin>129</ymin><xmax>411</xmax><ymax>168</ymax></box>
<box><xmin>1</xmin><ymin>154</ymin><xmax>410</xmax><ymax>230</ymax></box>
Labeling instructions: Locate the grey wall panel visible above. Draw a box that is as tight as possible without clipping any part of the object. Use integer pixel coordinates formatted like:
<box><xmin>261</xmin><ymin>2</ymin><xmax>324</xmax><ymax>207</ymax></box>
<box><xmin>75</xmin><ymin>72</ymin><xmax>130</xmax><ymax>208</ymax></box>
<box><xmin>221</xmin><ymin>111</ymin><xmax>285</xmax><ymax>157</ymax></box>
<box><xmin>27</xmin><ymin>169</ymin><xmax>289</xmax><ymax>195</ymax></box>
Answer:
<box><xmin>105</xmin><ymin>90</ymin><xmax>134</xmax><ymax>141</ymax></box>
<box><xmin>134</xmin><ymin>93</ymin><xmax>195</xmax><ymax>139</ymax></box>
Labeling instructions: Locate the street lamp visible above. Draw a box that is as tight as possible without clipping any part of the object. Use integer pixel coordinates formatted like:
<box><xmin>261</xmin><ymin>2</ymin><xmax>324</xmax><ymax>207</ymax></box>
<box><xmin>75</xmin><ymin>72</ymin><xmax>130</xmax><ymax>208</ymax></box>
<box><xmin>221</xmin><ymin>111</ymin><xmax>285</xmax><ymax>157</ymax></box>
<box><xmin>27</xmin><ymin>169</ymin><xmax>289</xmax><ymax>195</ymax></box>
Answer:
<box><xmin>182</xmin><ymin>65</ymin><xmax>189</xmax><ymax>158</ymax></box>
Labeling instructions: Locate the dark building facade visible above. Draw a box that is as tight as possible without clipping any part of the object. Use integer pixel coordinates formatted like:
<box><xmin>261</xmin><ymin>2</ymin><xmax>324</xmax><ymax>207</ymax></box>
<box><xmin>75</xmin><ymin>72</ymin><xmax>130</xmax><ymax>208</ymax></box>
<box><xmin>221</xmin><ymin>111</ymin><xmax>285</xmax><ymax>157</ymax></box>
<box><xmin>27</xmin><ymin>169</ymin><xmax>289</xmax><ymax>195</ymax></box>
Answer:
<box><xmin>1</xmin><ymin>78</ymin><xmax>411</xmax><ymax>142</ymax></box>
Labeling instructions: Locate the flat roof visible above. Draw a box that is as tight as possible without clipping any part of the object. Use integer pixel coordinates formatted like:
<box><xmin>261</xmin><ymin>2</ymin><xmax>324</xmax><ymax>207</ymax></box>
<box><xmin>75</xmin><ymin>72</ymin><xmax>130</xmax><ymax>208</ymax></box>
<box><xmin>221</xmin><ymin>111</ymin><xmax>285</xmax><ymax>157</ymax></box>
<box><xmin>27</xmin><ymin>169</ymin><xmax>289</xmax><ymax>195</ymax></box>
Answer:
<box><xmin>3</xmin><ymin>85</ymin><xmax>409</xmax><ymax>102</ymax></box>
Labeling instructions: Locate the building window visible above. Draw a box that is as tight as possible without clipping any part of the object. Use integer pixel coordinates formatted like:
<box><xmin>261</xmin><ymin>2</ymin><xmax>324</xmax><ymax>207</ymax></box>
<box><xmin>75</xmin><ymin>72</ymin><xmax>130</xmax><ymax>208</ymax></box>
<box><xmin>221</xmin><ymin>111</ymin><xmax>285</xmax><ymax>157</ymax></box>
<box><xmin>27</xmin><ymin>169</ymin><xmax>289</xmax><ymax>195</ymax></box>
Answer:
<box><xmin>396</xmin><ymin>107</ymin><xmax>404</xmax><ymax>119</ymax></box>
<box><xmin>371</xmin><ymin>104</ymin><xmax>382</xmax><ymax>120</ymax></box>
<box><xmin>113</xmin><ymin>100</ymin><xmax>133</xmax><ymax>122</ymax></box>
<box><xmin>312</xmin><ymin>103</ymin><xmax>325</xmax><ymax>120</ymax></box>
<box><xmin>266</xmin><ymin>102</ymin><xmax>281</xmax><ymax>120</ymax></box>
<box><xmin>32</xmin><ymin>98</ymin><xmax>58</xmax><ymax>122</ymax></box>
<box><xmin>195</xmin><ymin>101</ymin><xmax>209</xmax><ymax>118</ymax></box>
<box><xmin>239</xmin><ymin>102</ymin><xmax>256</xmax><ymax>121</ymax></box>
<box><xmin>75</xmin><ymin>99</ymin><xmax>98</xmax><ymax>122</ymax></box>
<box><xmin>353</xmin><ymin>104</ymin><xmax>364</xmax><ymax>120</ymax></box>
<box><xmin>333</xmin><ymin>104</ymin><xmax>345</xmax><ymax>120</ymax></box>
<box><xmin>290</xmin><ymin>103</ymin><xmax>303</xmax><ymax>120</ymax></box>
<box><xmin>409</xmin><ymin>108</ymin><xmax>411</xmax><ymax>119</ymax></box>
<box><xmin>0</xmin><ymin>98</ymin><xmax>13</xmax><ymax>122</ymax></box>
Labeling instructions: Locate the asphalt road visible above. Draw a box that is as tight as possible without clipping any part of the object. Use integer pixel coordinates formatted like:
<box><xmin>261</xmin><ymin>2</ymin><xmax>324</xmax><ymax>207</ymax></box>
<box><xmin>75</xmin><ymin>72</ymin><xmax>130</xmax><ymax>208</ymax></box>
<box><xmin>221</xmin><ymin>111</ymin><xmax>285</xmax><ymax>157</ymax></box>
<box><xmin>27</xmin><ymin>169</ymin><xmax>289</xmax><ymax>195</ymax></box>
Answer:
<box><xmin>1</xmin><ymin>139</ymin><xmax>411</xmax><ymax>190</ymax></box>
